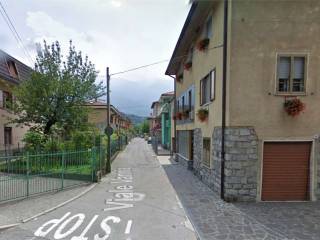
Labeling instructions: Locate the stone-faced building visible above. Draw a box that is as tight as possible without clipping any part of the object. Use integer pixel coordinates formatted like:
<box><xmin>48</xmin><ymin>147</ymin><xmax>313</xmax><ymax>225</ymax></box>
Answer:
<box><xmin>0</xmin><ymin>50</ymin><xmax>31</xmax><ymax>150</ymax></box>
<box><xmin>166</xmin><ymin>0</ymin><xmax>320</xmax><ymax>201</ymax></box>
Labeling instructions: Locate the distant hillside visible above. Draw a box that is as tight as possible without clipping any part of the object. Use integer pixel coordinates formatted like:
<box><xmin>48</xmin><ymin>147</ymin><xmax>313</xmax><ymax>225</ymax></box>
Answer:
<box><xmin>126</xmin><ymin>114</ymin><xmax>147</xmax><ymax>125</ymax></box>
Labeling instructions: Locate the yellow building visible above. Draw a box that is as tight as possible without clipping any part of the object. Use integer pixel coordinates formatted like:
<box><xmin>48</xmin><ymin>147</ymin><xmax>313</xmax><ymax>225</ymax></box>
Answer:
<box><xmin>0</xmin><ymin>50</ymin><xmax>31</xmax><ymax>151</ymax></box>
<box><xmin>85</xmin><ymin>101</ymin><xmax>132</xmax><ymax>134</ymax></box>
<box><xmin>166</xmin><ymin>0</ymin><xmax>320</xmax><ymax>201</ymax></box>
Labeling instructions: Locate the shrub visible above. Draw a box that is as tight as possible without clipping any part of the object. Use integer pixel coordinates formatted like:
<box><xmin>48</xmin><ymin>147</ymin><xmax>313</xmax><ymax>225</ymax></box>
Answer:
<box><xmin>23</xmin><ymin>131</ymin><xmax>46</xmax><ymax>152</ymax></box>
<box><xmin>44</xmin><ymin>138</ymin><xmax>64</xmax><ymax>152</ymax></box>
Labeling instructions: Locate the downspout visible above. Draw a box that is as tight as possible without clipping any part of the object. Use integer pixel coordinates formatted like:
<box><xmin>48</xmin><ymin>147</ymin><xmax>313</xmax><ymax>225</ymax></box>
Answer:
<box><xmin>221</xmin><ymin>0</ymin><xmax>229</xmax><ymax>200</ymax></box>
<box><xmin>168</xmin><ymin>75</ymin><xmax>176</xmax><ymax>156</ymax></box>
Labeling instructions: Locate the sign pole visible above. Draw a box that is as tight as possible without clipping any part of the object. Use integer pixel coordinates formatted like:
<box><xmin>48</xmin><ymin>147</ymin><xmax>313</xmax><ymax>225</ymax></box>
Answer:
<box><xmin>106</xmin><ymin>67</ymin><xmax>111</xmax><ymax>173</ymax></box>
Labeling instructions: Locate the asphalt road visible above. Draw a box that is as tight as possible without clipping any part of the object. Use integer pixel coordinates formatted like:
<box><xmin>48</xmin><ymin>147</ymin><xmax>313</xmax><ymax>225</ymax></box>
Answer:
<box><xmin>0</xmin><ymin>138</ymin><xmax>197</xmax><ymax>240</ymax></box>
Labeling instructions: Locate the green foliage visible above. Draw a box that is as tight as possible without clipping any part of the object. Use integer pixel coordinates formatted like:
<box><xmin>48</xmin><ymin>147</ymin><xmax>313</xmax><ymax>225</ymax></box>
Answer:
<box><xmin>13</xmin><ymin>40</ymin><xmax>105</xmax><ymax>135</ymax></box>
<box><xmin>140</xmin><ymin>120</ymin><xmax>150</xmax><ymax>134</ymax></box>
<box><xmin>23</xmin><ymin>131</ymin><xmax>46</xmax><ymax>151</ymax></box>
<box><xmin>70</xmin><ymin>130</ymin><xmax>96</xmax><ymax>150</ymax></box>
<box><xmin>43</xmin><ymin>138</ymin><xmax>64</xmax><ymax>152</ymax></box>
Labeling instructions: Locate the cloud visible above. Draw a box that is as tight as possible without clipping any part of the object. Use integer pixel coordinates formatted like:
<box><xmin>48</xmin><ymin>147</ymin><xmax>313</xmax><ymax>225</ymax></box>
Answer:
<box><xmin>110</xmin><ymin>0</ymin><xmax>123</xmax><ymax>8</ymax></box>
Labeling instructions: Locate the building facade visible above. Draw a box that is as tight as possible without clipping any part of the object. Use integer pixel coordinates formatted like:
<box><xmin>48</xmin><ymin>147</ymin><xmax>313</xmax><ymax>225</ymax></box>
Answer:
<box><xmin>150</xmin><ymin>92</ymin><xmax>174</xmax><ymax>150</ymax></box>
<box><xmin>166</xmin><ymin>0</ymin><xmax>320</xmax><ymax>201</ymax></box>
<box><xmin>86</xmin><ymin>101</ymin><xmax>132</xmax><ymax>134</ymax></box>
<box><xmin>0</xmin><ymin>50</ymin><xmax>31</xmax><ymax>151</ymax></box>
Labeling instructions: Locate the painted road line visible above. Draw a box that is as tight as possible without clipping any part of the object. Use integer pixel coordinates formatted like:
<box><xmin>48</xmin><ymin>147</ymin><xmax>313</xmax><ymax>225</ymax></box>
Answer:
<box><xmin>125</xmin><ymin>220</ymin><xmax>132</xmax><ymax>234</ymax></box>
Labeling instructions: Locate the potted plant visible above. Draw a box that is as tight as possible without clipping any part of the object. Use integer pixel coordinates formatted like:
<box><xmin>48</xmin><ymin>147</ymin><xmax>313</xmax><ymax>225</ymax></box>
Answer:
<box><xmin>177</xmin><ymin>74</ymin><xmax>183</xmax><ymax>83</ymax></box>
<box><xmin>197</xmin><ymin>108</ymin><xmax>209</xmax><ymax>122</ymax></box>
<box><xmin>284</xmin><ymin>98</ymin><xmax>305</xmax><ymax>117</ymax></box>
<box><xmin>176</xmin><ymin>112</ymin><xmax>183</xmax><ymax>120</ymax></box>
<box><xmin>182</xmin><ymin>110</ymin><xmax>190</xmax><ymax>119</ymax></box>
<box><xmin>197</xmin><ymin>38</ymin><xmax>210</xmax><ymax>51</ymax></box>
<box><xmin>184</xmin><ymin>61</ymin><xmax>192</xmax><ymax>71</ymax></box>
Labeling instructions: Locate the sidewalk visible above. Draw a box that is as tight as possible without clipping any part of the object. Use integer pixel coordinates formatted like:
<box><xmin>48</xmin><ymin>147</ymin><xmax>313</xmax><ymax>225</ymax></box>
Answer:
<box><xmin>159</xmin><ymin>156</ymin><xmax>289</xmax><ymax>240</ymax></box>
<box><xmin>0</xmin><ymin>184</ymin><xmax>93</xmax><ymax>227</ymax></box>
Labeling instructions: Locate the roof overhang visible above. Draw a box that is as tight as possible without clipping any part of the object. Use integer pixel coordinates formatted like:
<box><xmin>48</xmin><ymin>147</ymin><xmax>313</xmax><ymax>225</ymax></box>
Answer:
<box><xmin>165</xmin><ymin>1</ymin><xmax>214</xmax><ymax>76</ymax></box>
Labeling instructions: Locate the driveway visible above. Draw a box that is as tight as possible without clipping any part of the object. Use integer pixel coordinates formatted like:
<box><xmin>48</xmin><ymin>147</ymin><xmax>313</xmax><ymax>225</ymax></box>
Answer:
<box><xmin>162</xmin><ymin>156</ymin><xmax>320</xmax><ymax>240</ymax></box>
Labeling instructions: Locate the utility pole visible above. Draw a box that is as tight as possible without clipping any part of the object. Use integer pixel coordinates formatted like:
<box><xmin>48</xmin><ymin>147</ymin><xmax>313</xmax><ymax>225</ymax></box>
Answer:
<box><xmin>106</xmin><ymin>67</ymin><xmax>111</xmax><ymax>173</ymax></box>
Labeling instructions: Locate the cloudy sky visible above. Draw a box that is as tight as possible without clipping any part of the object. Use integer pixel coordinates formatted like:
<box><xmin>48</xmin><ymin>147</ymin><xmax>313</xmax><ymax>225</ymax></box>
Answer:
<box><xmin>0</xmin><ymin>0</ymin><xmax>190</xmax><ymax>116</ymax></box>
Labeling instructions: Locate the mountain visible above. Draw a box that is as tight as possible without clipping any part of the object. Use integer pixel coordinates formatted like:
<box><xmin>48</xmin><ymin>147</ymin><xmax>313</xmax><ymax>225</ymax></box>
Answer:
<box><xmin>126</xmin><ymin>114</ymin><xmax>147</xmax><ymax>125</ymax></box>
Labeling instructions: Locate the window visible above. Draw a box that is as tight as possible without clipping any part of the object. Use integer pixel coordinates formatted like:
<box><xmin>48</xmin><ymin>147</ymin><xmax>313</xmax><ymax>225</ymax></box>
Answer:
<box><xmin>206</xmin><ymin>16</ymin><xmax>213</xmax><ymax>38</ymax></box>
<box><xmin>4</xmin><ymin>127</ymin><xmax>12</xmax><ymax>145</ymax></box>
<box><xmin>200</xmin><ymin>69</ymin><xmax>215</xmax><ymax>105</ymax></box>
<box><xmin>7</xmin><ymin>60</ymin><xmax>18</xmax><ymax>78</ymax></box>
<box><xmin>210</xmin><ymin>70</ymin><xmax>216</xmax><ymax>100</ymax></box>
<box><xmin>277</xmin><ymin>56</ymin><xmax>306</xmax><ymax>93</ymax></box>
<box><xmin>182</xmin><ymin>96</ymin><xmax>185</xmax><ymax>111</ymax></box>
<box><xmin>202</xmin><ymin>138</ymin><xmax>211</xmax><ymax>167</ymax></box>
<box><xmin>3</xmin><ymin>91</ymin><xmax>13</xmax><ymax>110</ymax></box>
<box><xmin>188</xmin><ymin>90</ymin><xmax>192</xmax><ymax>111</ymax></box>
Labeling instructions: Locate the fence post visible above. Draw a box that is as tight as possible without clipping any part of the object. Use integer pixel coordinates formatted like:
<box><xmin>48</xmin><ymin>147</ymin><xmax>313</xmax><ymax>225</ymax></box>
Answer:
<box><xmin>61</xmin><ymin>152</ymin><xmax>65</xmax><ymax>190</ymax></box>
<box><xmin>91</xmin><ymin>147</ymin><xmax>96</xmax><ymax>182</ymax></box>
<box><xmin>26</xmin><ymin>152</ymin><xmax>30</xmax><ymax>198</ymax></box>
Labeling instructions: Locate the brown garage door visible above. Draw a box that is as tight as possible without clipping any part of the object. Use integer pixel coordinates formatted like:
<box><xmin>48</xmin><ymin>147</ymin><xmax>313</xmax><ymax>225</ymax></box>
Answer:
<box><xmin>262</xmin><ymin>142</ymin><xmax>311</xmax><ymax>201</ymax></box>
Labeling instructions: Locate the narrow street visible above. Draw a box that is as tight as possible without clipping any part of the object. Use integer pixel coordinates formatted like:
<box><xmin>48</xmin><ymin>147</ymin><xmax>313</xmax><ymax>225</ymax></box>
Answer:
<box><xmin>0</xmin><ymin>138</ymin><xmax>197</xmax><ymax>240</ymax></box>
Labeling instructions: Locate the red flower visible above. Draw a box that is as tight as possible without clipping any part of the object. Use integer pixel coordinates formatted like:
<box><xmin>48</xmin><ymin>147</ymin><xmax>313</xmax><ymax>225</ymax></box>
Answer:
<box><xmin>284</xmin><ymin>98</ymin><xmax>305</xmax><ymax>117</ymax></box>
<box><xmin>197</xmin><ymin>38</ymin><xmax>210</xmax><ymax>51</ymax></box>
<box><xmin>184</xmin><ymin>62</ymin><xmax>192</xmax><ymax>71</ymax></box>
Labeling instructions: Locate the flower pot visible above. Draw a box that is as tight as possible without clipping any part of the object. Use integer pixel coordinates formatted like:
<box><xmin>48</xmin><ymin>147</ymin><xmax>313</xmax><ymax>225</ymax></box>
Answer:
<box><xmin>176</xmin><ymin>112</ymin><xmax>183</xmax><ymax>120</ymax></box>
<box><xmin>197</xmin><ymin>109</ymin><xmax>209</xmax><ymax>122</ymax></box>
<box><xmin>177</xmin><ymin>74</ymin><xmax>183</xmax><ymax>83</ymax></box>
<box><xmin>197</xmin><ymin>38</ymin><xmax>210</xmax><ymax>51</ymax></box>
<box><xmin>284</xmin><ymin>98</ymin><xmax>305</xmax><ymax>117</ymax></box>
<box><xmin>184</xmin><ymin>62</ymin><xmax>192</xmax><ymax>71</ymax></box>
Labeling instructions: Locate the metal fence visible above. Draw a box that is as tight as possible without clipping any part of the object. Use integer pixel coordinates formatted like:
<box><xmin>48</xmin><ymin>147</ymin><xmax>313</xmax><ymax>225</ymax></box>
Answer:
<box><xmin>0</xmin><ymin>137</ymin><xmax>128</xmax><ymax>203</ymax></box>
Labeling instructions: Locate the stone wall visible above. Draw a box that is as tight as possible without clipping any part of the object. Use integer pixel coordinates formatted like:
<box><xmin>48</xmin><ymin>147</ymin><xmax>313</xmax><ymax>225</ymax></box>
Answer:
<box><xmin>223</xmin><ymin>127</ymin><xmax>258</xmax><ymax>201</ymax></box>
<box><xmin>193</xmin><ymin>128</ymin><xmax>221</xmax><ymax>194</ymax></box>
<box><xmin>316</xmin><ymin>137</ymin><xmax>320</xmax><ymax>199</ymax></box>
<box><xmin>192</xmin><ymin>127</ymin><xmax>258</xmax><ymax>201</ymax></box>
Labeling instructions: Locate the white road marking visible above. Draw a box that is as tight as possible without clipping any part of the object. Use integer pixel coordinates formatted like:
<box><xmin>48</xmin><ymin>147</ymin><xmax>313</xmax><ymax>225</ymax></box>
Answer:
<box><xmin>125</xmin><ymin>220</ymin><xmax>133</xmax><ymax>234</ymax></box>
<box><xmin>71</xmin><ymin>215</ymin><xmax>99</xmax><ymax>240</ymax></box>
<box><xmin>54</xmin><ymin>213</ymin><xmax>85</xmax><ymax>239</ymax></box>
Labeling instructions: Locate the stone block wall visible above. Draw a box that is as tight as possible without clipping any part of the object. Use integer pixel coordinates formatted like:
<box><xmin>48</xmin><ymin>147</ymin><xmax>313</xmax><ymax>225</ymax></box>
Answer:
<box><xmin>192</xmin><ymin>126</ymin><xmax>258</xmax><ymax>201</ymax></box>
<box><xmin>223</xmin><ymin>127</ymin><xmax>258</xmax><ymax>201</ymax></box>
<box><xmin>315</xmin><ymin>137</ymin><xmax>320</xmax><ymax>199</ymax></box>
<box><xmin>193</xmin><ymin>128</ymin><xmax>221</xmax><ymax>194</ymax></box>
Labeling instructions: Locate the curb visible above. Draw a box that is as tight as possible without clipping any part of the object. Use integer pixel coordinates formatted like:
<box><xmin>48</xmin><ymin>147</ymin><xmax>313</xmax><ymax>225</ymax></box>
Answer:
<box><xmin>0</xmin><ymin>223</ymin><xmax>20</xmax><ymax>231</ymax></box>
<box><xmin>0</xmin><ymin>183</ymin><xmax>97</xmax><ymax>231</ymax></box>
<box><xmin>22</xmin><ymin>183</ymin><xmax>97</xmax><ymax>223</ymax></box>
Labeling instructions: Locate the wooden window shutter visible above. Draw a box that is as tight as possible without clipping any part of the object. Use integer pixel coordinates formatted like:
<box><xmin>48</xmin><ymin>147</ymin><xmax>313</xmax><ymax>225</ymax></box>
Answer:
<box><xmin>200</xmin><ymin>80</ymin><xmax>203</xmax><ymax>106</ymax></box>
<box><xmin>210</xmin><ymin>70</ymin><xmax>215</xmax><ymax>101</ymax></box>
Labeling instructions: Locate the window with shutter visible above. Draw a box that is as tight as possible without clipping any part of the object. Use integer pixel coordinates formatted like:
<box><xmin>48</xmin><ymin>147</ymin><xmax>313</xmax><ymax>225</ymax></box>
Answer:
<box><xmin>277</xmin><ymin>55</ymin><xmax>306</xmax><ymax>93</ymax></box>
<box><xmin>206</xmin><ymin>16</ymin><xmax>213</xmax><ymax>39</ymax></box>
<box><xmin>210</xmin><ymin>69</ymin><xmax>216</xmax><ymax>100</ymax></box>
<box><xmin>200</xmin><ymin>71</ymin><xmax>214</xmax><ymax>105</ymax></box>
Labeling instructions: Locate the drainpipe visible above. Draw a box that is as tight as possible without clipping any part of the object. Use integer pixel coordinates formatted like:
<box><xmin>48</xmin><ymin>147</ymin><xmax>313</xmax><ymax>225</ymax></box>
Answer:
<box><xmin>168</xmin><ymin>75</ymin><xmax>176</xmax><ymax>156</ymax></box>
<box><xmin>221</xmin><ymin>0</ymin><xmax>229</xmax><ymax>200</ymax></box>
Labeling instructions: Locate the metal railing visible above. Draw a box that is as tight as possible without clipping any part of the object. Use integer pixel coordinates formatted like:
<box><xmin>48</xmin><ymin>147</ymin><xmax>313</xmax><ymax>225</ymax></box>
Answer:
<box><xmin>0</xmin><ymin>137</ymin><xmax>129</xmax><ymax>203</ymax></box>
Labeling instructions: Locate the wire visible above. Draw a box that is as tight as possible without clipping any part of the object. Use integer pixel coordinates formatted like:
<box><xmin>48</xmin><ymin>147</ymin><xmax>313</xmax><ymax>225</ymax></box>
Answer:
<box><xmin>99</xmin><ymin>44</ymin><xmax>223</xmax><ymax>77</ymax></box>
<box><xmin>0</xmin><ymin>1</ymin><xmax>34</xmax><ymax>66</ymax></box>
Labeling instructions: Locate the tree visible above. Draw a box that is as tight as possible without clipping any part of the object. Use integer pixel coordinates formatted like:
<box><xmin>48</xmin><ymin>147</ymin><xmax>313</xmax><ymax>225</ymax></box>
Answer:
<box><xmin>13</xmin><ymin>40</ymin><xmax>104</xmax><ymax>135</ymax></box>
<box><xmin>140</xmin><ymin>120</ymin><xmax>150</xmax><ymax>134</ymax></box>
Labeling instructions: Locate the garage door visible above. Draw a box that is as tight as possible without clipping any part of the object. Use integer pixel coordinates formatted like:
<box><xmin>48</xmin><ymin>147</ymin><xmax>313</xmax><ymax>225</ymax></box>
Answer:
<box><xmin>262</xmin><ymin>142</ymin><xmax>311</xmax><ymax>201</ymax></box>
